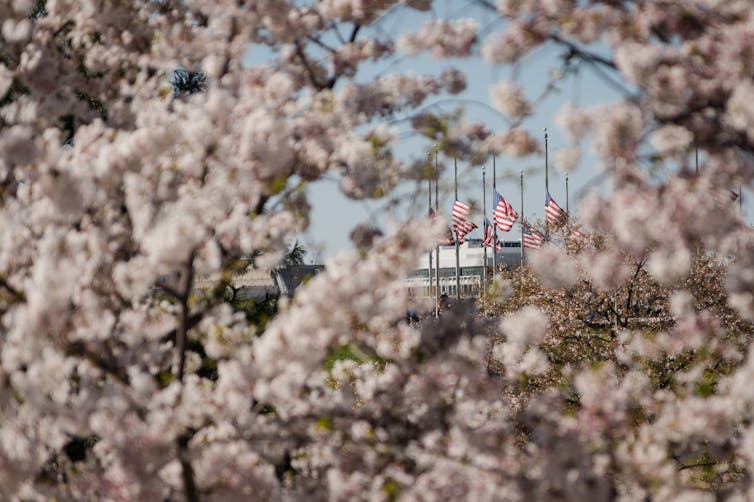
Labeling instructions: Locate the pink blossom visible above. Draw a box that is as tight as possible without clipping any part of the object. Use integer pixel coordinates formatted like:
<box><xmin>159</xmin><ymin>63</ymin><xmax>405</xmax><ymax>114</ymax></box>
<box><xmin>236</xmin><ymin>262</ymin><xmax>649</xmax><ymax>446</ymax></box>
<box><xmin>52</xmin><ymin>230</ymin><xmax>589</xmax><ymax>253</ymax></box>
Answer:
<box><xmin>490</xmin><ymin>81</ymin><xmax>532</xmax><ymax>119</ymax></box>
<box><xmin>650</xmin><ymin>125</ymin><xmax>693</xmax><ymax>156</ymax></box>
<box><xmin>398</xmin><ymin>18</ymin><xmax>479</xmax><ymax>58</ymax></box>
<box><xmin>555</xmin><ymin>102</ymin><xmax>592</xmax><ymax>143</ymax></box>
<box><xmin>552</xmin><ymin>146</ymin><xmax>580</xmax><ymax>172</ymax></box>
<box><xmin>726</xmin><ymin>81</ymin><xmax>754</xmax><ymax>143</ymax></box>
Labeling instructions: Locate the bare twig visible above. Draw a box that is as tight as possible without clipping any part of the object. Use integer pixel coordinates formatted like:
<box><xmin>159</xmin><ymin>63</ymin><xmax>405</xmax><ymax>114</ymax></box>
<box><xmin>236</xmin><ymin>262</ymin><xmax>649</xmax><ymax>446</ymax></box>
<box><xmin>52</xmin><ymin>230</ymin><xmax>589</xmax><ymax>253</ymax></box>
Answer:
<box><xmin>678</xmin><ymin>461</ymin><xmax>718</xmax><ymax>471</ymax></box>
<box><xmin>65</xmin><ymin>341</ymin><xmax>130</xmax><ymax>386</ymax></box>
<box><xmin>349</xmin><ymin>23</ymin><xmax>361</xmax><ymax>43</ymax></box>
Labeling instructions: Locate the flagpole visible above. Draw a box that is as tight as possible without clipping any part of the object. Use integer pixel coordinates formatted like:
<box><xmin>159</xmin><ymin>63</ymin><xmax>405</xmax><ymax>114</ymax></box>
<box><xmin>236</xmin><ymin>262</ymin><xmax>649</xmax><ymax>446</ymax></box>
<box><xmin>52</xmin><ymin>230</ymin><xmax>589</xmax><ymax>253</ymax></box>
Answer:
<box><xmin>492</xmin><ymin>156</ymin><xmax>497</xmax><ymax>276</ymax></box>
<box><xmin>544</xmin><ymin>127</ymin><xmax>549</xmax><ymax>239</ymax></box>
<box><xmin>520</xmin><ymin>169</ymin><xmax>525</xmax><ymax>266</ymax></box>
<box><xmin>428</xmin><ymin>173</ymin><xmax>433</xmax><ymax>300</ymax></box>
<box><xmin>454</xmin><ymin>158</ymin><xmax>461</xmax><ymax>300</ymax></box>
<box><xmin>565</xmin><ymin>172</ymin><xmax>570</xmax><ymax>256</ymax></box>
<box><xmin>544</xmin><ymin>128</ymin><xmax>549</xmax><ymax>193</ymax></box>
<box><xmin>482</xmin><ymin>164</ymin><xmax>487</xmax><ymax>299</ymax></box>
<box><xmin>435</xmin><ymin>149</ymin><xmax>440</xmax><ymax>317</ymax></box>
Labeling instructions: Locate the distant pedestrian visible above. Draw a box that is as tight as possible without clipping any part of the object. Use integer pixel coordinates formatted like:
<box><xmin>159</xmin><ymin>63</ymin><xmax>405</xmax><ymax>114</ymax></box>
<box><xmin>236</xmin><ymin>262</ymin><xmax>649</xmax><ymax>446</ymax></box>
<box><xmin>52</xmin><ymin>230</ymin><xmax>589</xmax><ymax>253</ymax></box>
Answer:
<box><xmin>407</xmin><ymin>309</ymin><xmax>419</xmax><ymax>323</ymax></box>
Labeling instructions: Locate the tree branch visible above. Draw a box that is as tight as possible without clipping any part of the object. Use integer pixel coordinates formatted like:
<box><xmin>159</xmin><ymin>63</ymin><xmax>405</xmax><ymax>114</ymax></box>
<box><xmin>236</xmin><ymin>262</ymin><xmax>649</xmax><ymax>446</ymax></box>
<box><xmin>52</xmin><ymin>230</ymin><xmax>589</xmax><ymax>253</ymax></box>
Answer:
<box><xmin>65</xmin><ymin>341</ymin><xmax>130</xmax><ymax>386</ymax></box>
<box><xmin>349</xmin><ymin>24</ymin><xmax>361</xmax><ymax>43</ymax></box>
<box><xmin>177</xmin><ymin>430</ymin><xmax>200</xmax><ymax>502</ymax></box>
<box><xmin>548</xmin><ymin>33</ymin><xmax>616</xmax><ymax>70</ymax></box>
<box><xmin>0</xmin><ymin>277</ymin><xmax>24</xmax><ymax>302</ymax></box>
<box><xmin>159</xmin><ymin>311</ymin><xmax>205</xmax><ymax>345</ymax></box>
<box><xmin>175</xmin><ymin>253</ymin><xmax>196</xmax><ymax>382</ymax></box>
<box><xmin>294</xmin><ymin>41</ymin><xmax>325</xmax><ymax>90</ymax></box>
<box><xmin>678</xmin><ymin>461</ymin><xmax>718</xmax><ymax>471</ymax></box>
<box><xmin>306</xmin><ymin>35</ymin><xmax>337</xmax><ymax>54</ymax></box>
<box><xmin>255</xmin><ymin>194</ymin><xmax>269</xmax><ymax>216</ymax></box>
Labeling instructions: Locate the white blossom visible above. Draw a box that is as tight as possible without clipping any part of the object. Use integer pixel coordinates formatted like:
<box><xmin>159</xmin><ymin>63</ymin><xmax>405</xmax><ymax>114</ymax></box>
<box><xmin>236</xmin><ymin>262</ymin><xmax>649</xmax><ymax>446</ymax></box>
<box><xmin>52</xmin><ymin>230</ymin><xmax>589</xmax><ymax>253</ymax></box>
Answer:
<box><xmin>490</xmin><ymin>81</ymin><xmax>532</xmax><ymax>119</ymax></box>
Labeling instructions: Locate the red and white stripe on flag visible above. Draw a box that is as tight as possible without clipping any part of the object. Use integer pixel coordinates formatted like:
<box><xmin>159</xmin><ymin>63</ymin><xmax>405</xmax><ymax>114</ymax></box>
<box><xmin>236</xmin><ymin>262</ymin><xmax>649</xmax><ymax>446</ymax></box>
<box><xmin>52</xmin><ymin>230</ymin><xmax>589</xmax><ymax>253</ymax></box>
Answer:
<box><xmin>452</xmin><ymin>200</ymin><xmax>477</xmax><ymax>240</ymax></box>
<box><xmin>523</xmin><ymin>226</ymin><xmax>544</xmax><ymax>249</ymax></box>
<box><xmin>484</xmin><ymin>220</ymin><xmax>504</xmax><ymax>252</ymax></box>
<box><xmin>483</xmin><ymin>219</ymin><xmax>494</xmax><ymax>247</ymax></box>
<box><xmin>545</xmin><ymin>192</ymin><xmax>564</xmax><ymax>224</ymax></box>
<box><xmin>569</xmin><ymin>228</ymin><xmax>586</xmax><ymax>242</ymax></box>
<box><xmin>493</xmin><ymin>191</ymin><xmax>518</xmax><ymax>232</ymax></box>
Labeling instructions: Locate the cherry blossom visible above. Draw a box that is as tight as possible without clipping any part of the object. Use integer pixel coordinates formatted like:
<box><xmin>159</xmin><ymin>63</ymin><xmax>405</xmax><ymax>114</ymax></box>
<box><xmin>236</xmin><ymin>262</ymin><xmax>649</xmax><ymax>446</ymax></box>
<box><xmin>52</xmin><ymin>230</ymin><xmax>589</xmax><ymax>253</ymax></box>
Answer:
<box><xmin>0</xmin><ymin>0</ymin><xmax>752</xmax><ymax>499</ymax></box>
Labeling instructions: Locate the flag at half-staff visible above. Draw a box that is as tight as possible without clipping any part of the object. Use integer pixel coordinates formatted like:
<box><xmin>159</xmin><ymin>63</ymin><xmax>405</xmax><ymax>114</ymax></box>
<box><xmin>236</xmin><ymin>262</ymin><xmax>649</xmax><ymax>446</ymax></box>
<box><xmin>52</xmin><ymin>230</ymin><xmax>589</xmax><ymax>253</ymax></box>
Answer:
<box><xmin>493</xmin><ymin>191</ymin><xmax>518</xmax><ymax>232</ymax></box>
<box><xmin>523</xmin><ymin>222</ymin><xmax>544</xmax><ymax>249</ymax></box>
<box><xmin>569</xmin><ymin>227</ymin><xmax>586</xmax><ymax>242</ymax></box>
<box><xmin>451</xmin><ymin>199</ymin><xmax>477</xmax><ymax>243</ymax></box>
<box><xmin>545</xmin><ymin>191</ymin><xmax>565</xmax><ymax>224</ymax></box>
<box><xmin>483</xmin><ymin>218</ymin><xmax>503</xmax><ymax>253</ymax></box>
<box><xmin>567</xmin><ymin>226</ymin><xmax>587</xmax><ymax>251</ymax></box>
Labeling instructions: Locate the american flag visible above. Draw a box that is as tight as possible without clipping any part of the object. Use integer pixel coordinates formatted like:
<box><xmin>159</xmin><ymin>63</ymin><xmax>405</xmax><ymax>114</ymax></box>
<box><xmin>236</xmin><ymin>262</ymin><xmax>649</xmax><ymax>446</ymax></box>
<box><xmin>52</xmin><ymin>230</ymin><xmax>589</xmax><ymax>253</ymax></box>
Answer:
<box><xmin>523</xmin><ymin>223</ymin><xmax>544</xmax><ymax>249</ymax></box>
<box><xmin>493</xmin><ymin>190</ymin><xmax>518</xmax><ymax>232</ymax></box>
<box><xmin>545</xmin><ymin>191</ymin><xmax>565</xmax><ymax>224</ymax></box>
<box><xmin>483</xmin><ymin>218</ymin><xmax>494</xmax><ymax>247</ymax></box>
<box><xmin>483</xmin><ymin>218</ymin><xmax>503</xmax><ymax>252</ymax></box>
<box><xmin>569</xmin><ymin>228</ymin><xmax>587</xmax><ymax>242</ymax></box>
<box><xmin>451</xmin><ymin>200</ymin><xmax>477</xmax><ymax>241</ymax></box>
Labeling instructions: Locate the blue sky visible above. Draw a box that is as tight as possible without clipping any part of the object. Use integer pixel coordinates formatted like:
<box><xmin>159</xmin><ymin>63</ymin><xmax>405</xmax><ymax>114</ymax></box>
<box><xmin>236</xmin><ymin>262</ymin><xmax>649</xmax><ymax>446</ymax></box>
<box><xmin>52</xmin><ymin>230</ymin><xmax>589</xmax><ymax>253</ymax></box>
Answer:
<box><xmin>299</xmin><ymin>2</ymin><xmax>623</xmax><ymax>261</ymax></box>
<box><xmin>247</xmin><ymin>1</ymin><xmax>748</xmax><ymax>262</ymax></box>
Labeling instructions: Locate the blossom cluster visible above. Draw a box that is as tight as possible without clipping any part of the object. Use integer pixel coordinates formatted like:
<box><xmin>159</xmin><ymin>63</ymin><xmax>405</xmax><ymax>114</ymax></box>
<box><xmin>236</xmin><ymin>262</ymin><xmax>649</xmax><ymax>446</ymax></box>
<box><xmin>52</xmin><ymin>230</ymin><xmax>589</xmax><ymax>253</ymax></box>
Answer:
<box><xmin>0</xmin><ymin>0</ymin><xmax>752</xmax><ymax>500</ymax></box>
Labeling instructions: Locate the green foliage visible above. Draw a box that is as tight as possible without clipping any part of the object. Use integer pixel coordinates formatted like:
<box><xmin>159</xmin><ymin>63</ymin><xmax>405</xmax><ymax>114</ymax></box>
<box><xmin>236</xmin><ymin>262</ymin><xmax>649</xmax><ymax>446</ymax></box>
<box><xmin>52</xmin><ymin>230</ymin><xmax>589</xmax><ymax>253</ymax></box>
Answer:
<box><xmin>323</xmin><ymin>344</ymin><xmax>364</xmax><ymax>371</ymax></box>
<box><xmin>694</xmin><ymin>372</ymin><xmax>717</xmax><ymax>398</ymax></box>
<box><xmin>171</xmin><ymin>69</ymin><xmax>207</xmax><ymax>97</ymax></box>
<box><xmin>74</xmin><ymin>89</ymin><xmax>108</xmax><ymax>121</ymax></box>
<box><xmin>382</xmin><ymin>479</ymin><xmax>400</xmax><ymax>501</ymax></box>
<box><xmin>196</xmin><ymin>353</ymin><xmax>219</xmax><ymax>381</ymax></box>
<box><xmin>285</xmin><ymin>241</ymin><xmax>308</xmax><ymax>266</ymax></box>
<box><xmin>30</xmin><ymin>0</ymin><xmax>47</xmax><ymax>20</ymax></box>
<box><xmin>315</xmin><ymin>416</ymin><xmax>334</xmax><ymax>432</ymax></box>
<box><xmin>157</xmin><ymin>370</ymin><xmax>174</xmax><ymax>388</ymax></box>
<box><xmin>230</xmin><ymin>295</ymin><xmax>278</xmax><ymax>330</ymax></box>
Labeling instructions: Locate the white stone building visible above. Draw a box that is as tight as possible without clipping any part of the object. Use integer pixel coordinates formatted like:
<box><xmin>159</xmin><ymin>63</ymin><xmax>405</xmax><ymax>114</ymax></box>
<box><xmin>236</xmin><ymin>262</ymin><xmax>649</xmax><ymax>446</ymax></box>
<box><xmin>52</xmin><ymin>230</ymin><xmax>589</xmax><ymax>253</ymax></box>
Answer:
<box><xmin>195</xmin><ymin>265</ymin><xmax>323</xmax><ymax>300</ymax></box>
<box><xmin>405</xmin><ymin>238</ymin><xmax>523</xmax><ymax>298</ymax></box>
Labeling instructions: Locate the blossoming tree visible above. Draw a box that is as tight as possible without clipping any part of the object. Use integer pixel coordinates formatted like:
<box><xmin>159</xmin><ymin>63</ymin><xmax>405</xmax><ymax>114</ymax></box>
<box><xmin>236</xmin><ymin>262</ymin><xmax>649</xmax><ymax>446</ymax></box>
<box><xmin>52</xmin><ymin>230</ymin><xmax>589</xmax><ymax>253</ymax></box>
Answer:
<box><xmin>0</xmin><ymin>0</ymin><xmax>753</xmax><ymax>499</ymax></box>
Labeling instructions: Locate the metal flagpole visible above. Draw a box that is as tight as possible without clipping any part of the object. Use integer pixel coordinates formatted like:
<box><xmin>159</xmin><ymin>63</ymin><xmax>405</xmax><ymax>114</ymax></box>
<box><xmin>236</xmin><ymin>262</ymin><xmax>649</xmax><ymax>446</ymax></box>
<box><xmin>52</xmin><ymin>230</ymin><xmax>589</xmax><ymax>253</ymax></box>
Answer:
<box><xmin>428</xmin><ymin>174</ymin><xmax>433</xmax><ymax>299</ymax></box>
<box><xmin>544</xmin><ymin>128</ymin><xmax>549</xmax><ymax>193</ymax></box>
<box><xmin>492</xmin><ymin>156</ymin><xmax>497</xmax><ymax>276</ymax></box>
<box><xmin>544</xmin><ymin>128</ymin><xmax>549</xmax><ymax>239</ymax></box>
<box><xmin>435</xmin><ymin>150</ymin><xmax>440</xmax><ymax>317</ymax></box>
<box><xmin>482</xmin><ymin>165</ymin><xmax>487</xmax><ymax>299</ymax></box>
<box><xmin>520</xmin><ymin>169</ymin><xmax>525</xmax><ymax>266</ymax></box>
<box><xmin>565</xmin><ymin>172</ymin><xmax>571</xmax><ymax>256</ymax></box>
<box><xmin>454</xmin><ymin>158</ymin><xmax>461</xmax><ymax>300</ymax></box>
